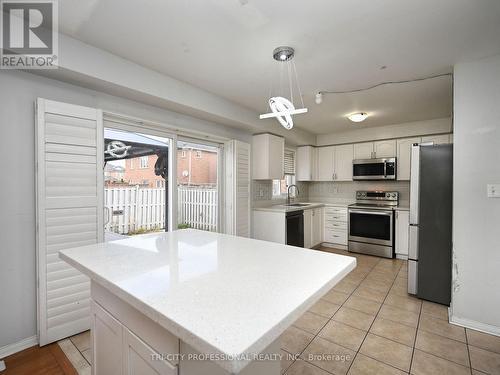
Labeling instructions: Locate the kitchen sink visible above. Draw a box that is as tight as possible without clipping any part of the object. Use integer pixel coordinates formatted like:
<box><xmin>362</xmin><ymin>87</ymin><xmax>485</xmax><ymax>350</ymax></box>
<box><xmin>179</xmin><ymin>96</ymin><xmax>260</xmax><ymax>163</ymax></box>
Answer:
<box><xmin>285</xmin><ymin>203</ymin><xmax>311</xmax><ymax>207</ymax></box>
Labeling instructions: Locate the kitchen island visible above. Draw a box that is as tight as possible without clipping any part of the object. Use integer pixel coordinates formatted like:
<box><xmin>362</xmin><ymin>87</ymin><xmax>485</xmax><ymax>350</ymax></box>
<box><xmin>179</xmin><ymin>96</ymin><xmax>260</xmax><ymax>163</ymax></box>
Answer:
<box><xmin>60</xmin><ymin>229</ymin><xmax>356</xmax><ymax>375</ymax></box>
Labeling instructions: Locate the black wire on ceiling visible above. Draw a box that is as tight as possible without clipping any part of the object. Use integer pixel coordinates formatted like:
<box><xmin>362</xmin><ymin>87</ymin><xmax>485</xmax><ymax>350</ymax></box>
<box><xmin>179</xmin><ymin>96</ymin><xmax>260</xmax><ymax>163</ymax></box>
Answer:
<box><xmin>318</xmin><ymin>72</ymin><xmax>452</xmax><ymax>95</ymax></box>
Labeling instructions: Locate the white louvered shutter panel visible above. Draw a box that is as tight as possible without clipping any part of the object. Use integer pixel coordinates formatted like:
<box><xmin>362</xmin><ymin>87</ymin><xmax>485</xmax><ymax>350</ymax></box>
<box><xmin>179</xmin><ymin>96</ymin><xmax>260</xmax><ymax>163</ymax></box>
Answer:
<box><xmin>284</xmin><ymin>149</ymin><xmax>296</xmax><ymax>175</ymax></box>
<box><xmin>224</xmin><ymin>140</ymin><xmax>250</xmax><ymax>237</ymax></box>
<box><xmin>36</xmin><ymin>98</ymin><xmax>103</xmax><ymax>345</ymax></box>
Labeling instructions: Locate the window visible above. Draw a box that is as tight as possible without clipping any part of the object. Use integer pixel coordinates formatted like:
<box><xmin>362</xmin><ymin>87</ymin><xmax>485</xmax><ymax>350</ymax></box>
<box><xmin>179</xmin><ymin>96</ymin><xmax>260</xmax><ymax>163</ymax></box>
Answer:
<box><xmin>272</xmin><ymin>149</ymin><xmax>297</xmax><ymax>199</ymax></box>
<box><xmin>139</xmin><ymin>156</ymin><xmax>148</xmax><ymax>168</ymax></box>
<box><xmin>272</xmin><ymin>175</ymin><xmax>297</xmax><ymax>198</ymax></box>
<box><xmin>195</xmin><ymin>150</ymin><xmax>202</xmax><ymax>158</ymax></box>
<box><xmin>142</xmin><ymin>179</ymin><xmax>149</xmax><ymax>186</ymax></box>
<box><xmin>181</xmin><ymin>150</ymin><xmax>186</xmax><ymax>158</ymax></box>
<box><xmin>156</xmin><ymin>180</ymin><xmax>164</xmax><ymax>188</ymax></box>
<box><xmin>129</xmin><ymin>159</ymin><xmax>134</xmax><ymax>169</ymax></box>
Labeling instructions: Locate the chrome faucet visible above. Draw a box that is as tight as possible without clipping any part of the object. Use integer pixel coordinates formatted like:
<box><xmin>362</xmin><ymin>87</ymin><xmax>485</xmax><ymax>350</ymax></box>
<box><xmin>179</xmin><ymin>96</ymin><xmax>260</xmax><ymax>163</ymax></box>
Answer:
<box><xmin>287</xmin><ymin>184</ymin><xmax>299</xmax><ymax>205</ymax></box>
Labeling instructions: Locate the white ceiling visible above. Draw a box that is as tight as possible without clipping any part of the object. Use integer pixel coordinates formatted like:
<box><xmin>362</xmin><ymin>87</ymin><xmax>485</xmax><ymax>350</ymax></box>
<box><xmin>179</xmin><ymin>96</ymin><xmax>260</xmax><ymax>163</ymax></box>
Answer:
<box><xmin>58</xmin><ymin>0</ymin><xmax>500</xmax><ymax>135</ymax></box>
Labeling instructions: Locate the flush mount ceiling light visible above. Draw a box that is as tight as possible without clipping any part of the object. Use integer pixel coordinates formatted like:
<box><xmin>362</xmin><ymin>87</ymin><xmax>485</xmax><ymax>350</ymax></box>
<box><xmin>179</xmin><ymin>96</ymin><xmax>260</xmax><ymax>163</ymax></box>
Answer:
<box><xmin>259</xmin><ymin>46</ymin><xmax>308</xmax><ymax>130</ymax></box>
<box><xmin>348</xmin><ymin>112</ymin><xmax>369</xmax><ymax>123</ymax></box>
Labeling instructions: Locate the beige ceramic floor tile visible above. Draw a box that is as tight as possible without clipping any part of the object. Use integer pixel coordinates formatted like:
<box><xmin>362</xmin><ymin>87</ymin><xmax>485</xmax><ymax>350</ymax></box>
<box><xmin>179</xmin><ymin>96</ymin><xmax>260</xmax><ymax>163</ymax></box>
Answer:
<box><xmin>352</xmin><ymin>285</ymin><xmax>387</xmax><ymax>303</ymax></box>
<box><xmin>293</xmin><ymin>311</ymin><xmax>329</xmax><ymax>335</ymax></box>
<box><xmin>323</xmin><ymin>289</ymin><xmax>350</xmax><ymax>305</ymax></box>
<box><xmin>359</xmin><ymin>333</ymin><xmax>412</xmax><ymax>372</ymax></box>
<box><xmin>359</xmin><ymin>279</ymin><xmax>391</xmax><ymax>293</ymax></box>
<box><xmin>415</xmin><ymin>330</ymin><xmax>470</xmax><ymax>367</ymax></box>
<box><xmin>348</xmin><ymin>353</ymin><xmax>407</xmax><ymax>375</ymax></box>
<box><xmin>281</xmin><ymin>326</ymin><xmax>315</xmax><ymax>355</ymax></box>
<box><xmin>81</xmin><ymin>348</ymin><xmax>92</xmax><ymax>365</ymax></box>
<box><xmin>467</xmin><ymin>329</ymin><xmax>500</xmax><ymax>355</ymax></box>
<box><xmin>469</xmin><ymin>345</ymin><xmax>500</xmax><ymax>375</ymax></box>
<box><xmin>58</xmin><ymin>338</ymin><xmax>92</xmax><ymax>375</ymax></box>
<box><xmin>419</xmin><ymin>314</ymin><xmax>466</xmax><ymax>342</ymax></box>
<box><xmin>389</xmin><ymin>284</ymin><xmax>410</xmax><ymax>297</ymax></box>
<box><xmin>302</xmin><ymin>336</ymin><xmax>355</xmax><ymax>375</ymax></box>
<box><xmin>384</xmin><ymin>293</ymin><xmax>422</xmax><ymax>313</ymax></box>
<box><xmin>333</xmin><ymin>279</ymin><xmax>360</xmax><ymax>294</ymax></box>
<box><xmin>333</xmin><ymin>306</ymin><xmax>375</xmax><ymax>331</ymax></box>
<box><xmin>344</xmin><ymin>295</ymin><xmax>382</xmax><ymax>316</ymax></box>
<box><xmin>284</xmin><ymin>359</ymin><xmax>332</xmax><ymax>375</ymax></box>
<box><xmin>70</xmin><ymin>330</ymin><xmax>91</xmax><ymax>352</ymax></box>
<box><xmin>318</xmin><ymin>320</ymin><xmax>367</xmax><ymax>351</ymax></box>
<box><xmin>308</xmin><ymin>299</ymin><xmax>341</xmax><ymax>318</ymax></box>
<box><xmin>421</xmin><ymin>300</ymin><xmax>449</xmax><ymax>320</ymax></box>
<box><xmin>378</xmin><ymin>304</ymin><xmax>419</xmax><ymax>328</ymax></box>
<box><xmin>369</xmin><ymin>317</ymin><xmax>416</xmax><ymax>347</ymax></box>
<box><xmin>281</xmin><ymin>350</ymin><xmax>295</xmax><ymax>374</ymax></box>
<box><xmin>410</xmin><ymin>349</ymin><xmax>470</xmax><ymax>375</ymax></box>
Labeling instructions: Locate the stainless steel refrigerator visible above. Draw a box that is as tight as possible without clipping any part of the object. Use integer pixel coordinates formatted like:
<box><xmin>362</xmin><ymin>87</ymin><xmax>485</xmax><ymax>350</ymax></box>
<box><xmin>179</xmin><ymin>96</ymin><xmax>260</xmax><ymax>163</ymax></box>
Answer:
<box><xmin>408</xmin><ymin>143</ymin><xmax>453</xmax><ymax>305</ymax></box>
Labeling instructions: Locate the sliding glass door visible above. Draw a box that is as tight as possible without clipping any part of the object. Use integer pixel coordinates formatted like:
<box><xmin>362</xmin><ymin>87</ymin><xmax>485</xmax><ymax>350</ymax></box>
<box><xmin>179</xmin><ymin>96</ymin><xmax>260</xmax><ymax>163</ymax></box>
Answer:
<box><xmin>103</xmin><ymin>127</ymin><xmax>172</xmax><ymax>240</ymax></box>
<box><xmin>176</xmin><ymin>139</ymin><xmax>221</xmax><ymax>232</ymax></box>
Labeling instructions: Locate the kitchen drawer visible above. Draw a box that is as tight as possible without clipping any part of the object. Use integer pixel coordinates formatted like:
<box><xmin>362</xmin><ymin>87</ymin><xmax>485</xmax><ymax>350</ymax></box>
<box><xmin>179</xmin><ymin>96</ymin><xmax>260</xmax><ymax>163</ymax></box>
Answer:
<box><xmin>324</xmin><ymin>230</ymin><xmax>348</xmax><ymax>245</ymax></box>
<box><xmin>325</xmin><ymin>206</ymin><xmax>348</xmax><ymax>214</ymax></box>
<box><xmin>325</xmin><ymin>212</ymin><xmax>348</xmax><ymax>222</ymax></box>
<box><xmin>325</xmin><ymin>221</ymin><xmax>347</xmax><ymax>230</ymax></box>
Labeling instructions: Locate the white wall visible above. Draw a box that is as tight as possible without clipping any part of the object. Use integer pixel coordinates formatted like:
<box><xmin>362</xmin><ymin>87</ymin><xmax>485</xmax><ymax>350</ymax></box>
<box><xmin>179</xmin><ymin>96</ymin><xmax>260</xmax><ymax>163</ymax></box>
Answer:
<box><xmin>0</xmin><ymin>70</ymin><xmax>254</xmax><ymax>351</ymax></box>
<box><xmin>316</xmin><ymin>118</ymin><xmax>452</xmax><ymax>146</ymax></box>
<box><xmin>451</xmin><ymin>54</ymin><xmax>500</xmax><ymax>334</ymax></box>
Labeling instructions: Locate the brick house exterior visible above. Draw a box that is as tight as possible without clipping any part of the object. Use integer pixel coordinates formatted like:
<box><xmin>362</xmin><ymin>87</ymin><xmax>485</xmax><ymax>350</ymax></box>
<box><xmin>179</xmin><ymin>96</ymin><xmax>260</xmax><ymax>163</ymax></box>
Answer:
<box><xmin>105</xmin><ymin>148</ymin><xmax>217</xmax><ymax>188</ymax></box>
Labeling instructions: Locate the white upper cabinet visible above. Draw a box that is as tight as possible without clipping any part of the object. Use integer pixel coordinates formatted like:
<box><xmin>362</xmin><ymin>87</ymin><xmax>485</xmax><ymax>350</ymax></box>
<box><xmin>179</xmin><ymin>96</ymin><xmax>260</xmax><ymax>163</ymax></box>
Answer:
<box><xmin>296</xmin><ymin>146</ymin><xmax>314</xmax><ymax>181</ymax></box>
<box><xmin>373</xmin><ymin>140</ymin><xmax>396</xmax><ymax>158</ymax></box>
<box><xmin>317</xmin><ymin>146</ymin><xmax>335</xmax><ymax>181</ymax></box>
<box><xmin>397</xmin><ymin>137</ymin><xmax>421</xmax><ymax>180</ymax></box>
<box><xmin>353</xmin><ymin>142</ymin><xmax>373</xmax><ymax>160</ymax></box>
<box><xmin>421</xmin><ymin>134</ymin><xmax>451</xmax><ymax>145</ymax></box>
<box><xmin>252</xmin><ymin>133</ymin><xmax>284</xmax><ymax>180</ymax></box>
<box><xmin>353</xmin><ymin>140</ymin><xmax>395</xmax><ymax>159</ymax></box>
<box><xmin>334</xmin><ymin>144</ymin><xmax>354</xmax><ymax>181</ymax></box>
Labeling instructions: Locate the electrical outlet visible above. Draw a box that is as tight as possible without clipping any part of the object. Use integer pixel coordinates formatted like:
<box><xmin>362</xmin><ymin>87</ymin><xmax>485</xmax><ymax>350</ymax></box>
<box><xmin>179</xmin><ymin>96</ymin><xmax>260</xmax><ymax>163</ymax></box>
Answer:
<box><xmin>487</xmin><ymin>184</ymin><xmax>500</xmax><ymax>198</ymax></box>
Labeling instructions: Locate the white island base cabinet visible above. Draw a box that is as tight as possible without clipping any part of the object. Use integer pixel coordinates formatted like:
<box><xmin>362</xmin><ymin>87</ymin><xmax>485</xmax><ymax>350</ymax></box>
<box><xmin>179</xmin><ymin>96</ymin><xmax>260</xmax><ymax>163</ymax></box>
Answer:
<box><xmin>90</xmin><ymin>281</ymin><xmax>281</xmax><ymax>375</ymax></box>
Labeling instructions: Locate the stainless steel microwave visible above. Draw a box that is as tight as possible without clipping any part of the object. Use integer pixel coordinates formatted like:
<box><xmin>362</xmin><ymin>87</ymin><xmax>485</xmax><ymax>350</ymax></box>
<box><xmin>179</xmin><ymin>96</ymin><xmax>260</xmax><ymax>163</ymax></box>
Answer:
<box><xmin>352</xmin><ymin>158</ymin><xmax>397</xmax><ymax>180</ymax></box>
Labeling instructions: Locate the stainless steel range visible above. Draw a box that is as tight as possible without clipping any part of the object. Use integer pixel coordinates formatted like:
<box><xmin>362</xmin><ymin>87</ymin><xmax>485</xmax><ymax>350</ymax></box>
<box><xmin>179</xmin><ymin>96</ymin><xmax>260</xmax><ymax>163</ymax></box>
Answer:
<box><xmin>348</xmin><ymin>191</ymin><xmax>399</xmax><ymax>258</ymax></box>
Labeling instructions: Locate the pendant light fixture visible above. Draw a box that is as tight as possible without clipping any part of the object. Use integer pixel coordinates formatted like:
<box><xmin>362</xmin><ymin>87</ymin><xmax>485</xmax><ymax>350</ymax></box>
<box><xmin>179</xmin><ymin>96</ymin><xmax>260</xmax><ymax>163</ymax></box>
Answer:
<box><xmin>259</xmin><ymin>46</ymin><xmax>308</xmax><ymax>130</ymax></box>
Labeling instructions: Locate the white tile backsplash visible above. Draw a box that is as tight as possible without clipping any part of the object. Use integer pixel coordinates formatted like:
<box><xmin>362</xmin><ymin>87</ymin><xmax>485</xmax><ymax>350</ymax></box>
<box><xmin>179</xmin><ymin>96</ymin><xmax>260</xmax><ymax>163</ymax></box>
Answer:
<box><xmin>308</xmin><ymin>181</ymin><xmax>410</xmax><ymax>204</ymax></box>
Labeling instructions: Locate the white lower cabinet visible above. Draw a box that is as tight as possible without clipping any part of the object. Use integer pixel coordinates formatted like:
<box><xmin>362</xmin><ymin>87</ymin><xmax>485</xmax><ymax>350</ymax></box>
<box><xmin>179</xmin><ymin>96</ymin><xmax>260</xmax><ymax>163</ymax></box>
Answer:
<box><xmin>311</xmin><ymin>208</ymin><xmax>323</xmax><ymax>247</ymax></box>
<box><xmin>304</xmin><ymin>209</ymin><xmax>313</xmax><ymax>248</ymax></box>
<box><xmin>92</xmin><ymin>300</ymin><xmax>178</xmax><ymax>375</ymax></box>
<box><xmin>123</xmin><ymin>328</ymin><xmax>177</xmax><ymax>375</ymax></box>
<box><xmin>92</xmin><ymin>301</ymin><xmax>123</xmax><ymax>375</ymax></box>
<box><xmin>323</xmin><ymin>206</ymin><xmax>348</xmax><ymax>247</ymax></box>
<box><xmin>395</xmin><ymin>210</ymin><xmax>410</xmax><ymax>258</ymax></box>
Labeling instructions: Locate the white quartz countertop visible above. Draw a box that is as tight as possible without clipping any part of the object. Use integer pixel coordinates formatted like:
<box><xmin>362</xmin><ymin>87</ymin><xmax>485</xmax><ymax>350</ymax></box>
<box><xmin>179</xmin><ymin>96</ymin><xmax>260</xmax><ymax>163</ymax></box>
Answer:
<box><xmin>253</xmin><ymin>200</ymin><xmax>353</xmax><ymax>213</ymax></box>
<box><xmin>60</xmin><ymin>229</ymin><xmax>356</xmax><ymax>374</ymax></box>
<box><xmin>253</xmin><ymin>202</ymin><xmax>325</xmax><ymax>213</ymax></box>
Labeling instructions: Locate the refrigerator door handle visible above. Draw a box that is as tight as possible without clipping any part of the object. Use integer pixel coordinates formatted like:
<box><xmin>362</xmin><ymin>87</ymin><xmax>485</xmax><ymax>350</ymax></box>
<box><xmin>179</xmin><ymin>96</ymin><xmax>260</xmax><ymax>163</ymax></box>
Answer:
<box><xmin>408</xmin><ymin>225</ymin><xmax>419</xmax><ymax>260</ymax></box>
<box><xmin>409</xmin><ymin>144</ymin><xmax>420</xmax><ymax>225</ymax></box>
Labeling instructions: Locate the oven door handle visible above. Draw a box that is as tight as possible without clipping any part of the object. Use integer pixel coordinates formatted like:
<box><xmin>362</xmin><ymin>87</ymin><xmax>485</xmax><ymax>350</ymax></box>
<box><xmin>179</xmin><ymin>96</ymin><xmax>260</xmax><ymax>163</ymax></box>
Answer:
<box><xmin>349</xmin><ymin>209</ymin><xmax>393</xmax><ymax>216</ymax></box>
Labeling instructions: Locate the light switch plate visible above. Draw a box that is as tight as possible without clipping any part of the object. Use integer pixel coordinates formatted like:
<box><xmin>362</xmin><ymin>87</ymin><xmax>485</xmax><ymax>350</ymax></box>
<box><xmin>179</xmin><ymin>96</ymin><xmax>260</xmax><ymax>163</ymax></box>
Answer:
<box><xmin>487</xmin><ymin>184</ymin><xmax>500</xmax><ymax>198</ymax></box>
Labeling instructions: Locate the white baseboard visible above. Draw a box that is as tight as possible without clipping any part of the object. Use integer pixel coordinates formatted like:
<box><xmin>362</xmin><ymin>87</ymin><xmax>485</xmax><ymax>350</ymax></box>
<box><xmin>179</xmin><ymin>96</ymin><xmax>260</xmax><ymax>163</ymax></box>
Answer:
<box><xmin>0</xmin><ymin>336</ymin><xmax>38</xmax><ymax>360</ymax></box>
<box><xmin>395</xmin><ymin>254</ymin><xmax>408</xmax><ymax>260</ymax></box>
<box><xmin>450</xmin><ymin>315</ymin><xmax>500</xmax><ymax>337</ymax></box>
